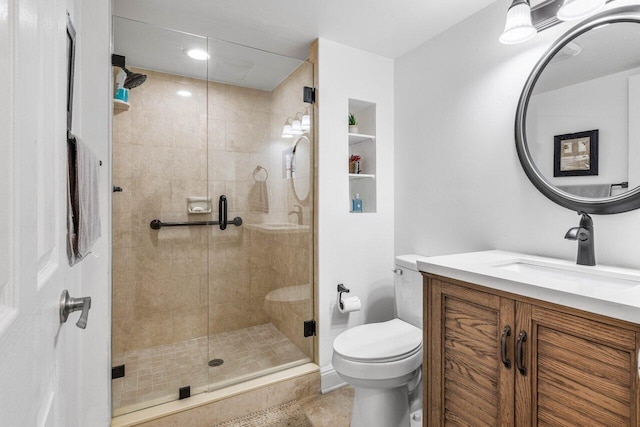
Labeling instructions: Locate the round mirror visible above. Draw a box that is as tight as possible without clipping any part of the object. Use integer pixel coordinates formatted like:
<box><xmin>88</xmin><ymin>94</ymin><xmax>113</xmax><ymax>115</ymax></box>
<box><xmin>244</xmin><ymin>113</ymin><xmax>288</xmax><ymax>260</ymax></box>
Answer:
<box><xmin>291</xmin><ymin>135</ymin><xmax>311</xmax><ymax>202</ymax></box>
<box><xmin>516</xmin><ymin>5</ymin><xmax>640</xmax><ymax>214</ymax></box>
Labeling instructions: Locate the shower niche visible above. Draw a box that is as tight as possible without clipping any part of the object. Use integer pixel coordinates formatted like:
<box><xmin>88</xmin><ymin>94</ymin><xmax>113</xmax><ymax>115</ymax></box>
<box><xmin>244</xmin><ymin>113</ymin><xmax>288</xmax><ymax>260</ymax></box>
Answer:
<box><xmin>348</xmin><ymin>98</ymin><xmax>377</xmax><ymax>213</ymax></box>
<box><xmin>110</xmin><ymin>17</ymin><xmax>315</xmax><ymax>417</ymax></box>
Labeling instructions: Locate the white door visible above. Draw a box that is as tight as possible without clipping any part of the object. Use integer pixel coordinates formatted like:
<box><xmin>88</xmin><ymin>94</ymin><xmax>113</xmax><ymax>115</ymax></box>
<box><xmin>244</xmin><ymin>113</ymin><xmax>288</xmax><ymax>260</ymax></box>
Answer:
<box><xmin>0</xmin><ymin>0</ymin><xmax>111</xmax><ymax>426</ymax></box>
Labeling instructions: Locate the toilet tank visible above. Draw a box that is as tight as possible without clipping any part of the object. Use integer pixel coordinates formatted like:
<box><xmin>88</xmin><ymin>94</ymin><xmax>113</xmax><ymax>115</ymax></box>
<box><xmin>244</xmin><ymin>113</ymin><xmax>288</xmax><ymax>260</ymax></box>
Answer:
<box><xmin>394</xmin><ymin>254</ymin><xmax>429</xmax><ymax>329</ymax></box>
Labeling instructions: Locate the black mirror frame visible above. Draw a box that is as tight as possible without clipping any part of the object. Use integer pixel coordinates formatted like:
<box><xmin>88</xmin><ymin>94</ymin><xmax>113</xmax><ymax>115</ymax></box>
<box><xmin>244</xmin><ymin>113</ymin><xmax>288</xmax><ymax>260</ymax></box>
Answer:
<box><xmin>515</xmin><ymin>5</ymin><xmax>640</xmax><ymax>214</ymax></box>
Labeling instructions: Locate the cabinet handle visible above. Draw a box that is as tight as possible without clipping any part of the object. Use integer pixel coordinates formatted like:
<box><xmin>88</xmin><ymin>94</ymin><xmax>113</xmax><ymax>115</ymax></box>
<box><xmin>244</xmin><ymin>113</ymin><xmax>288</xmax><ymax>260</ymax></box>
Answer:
<box><xmin>500</xmin><ymin>325</ymin><xmax>511</xmax><ymax>369</ymax></box>
<box><xmin>516</xmin><ymin>330</ymin><xmax>527</xmax><ymax>376</ymax></box>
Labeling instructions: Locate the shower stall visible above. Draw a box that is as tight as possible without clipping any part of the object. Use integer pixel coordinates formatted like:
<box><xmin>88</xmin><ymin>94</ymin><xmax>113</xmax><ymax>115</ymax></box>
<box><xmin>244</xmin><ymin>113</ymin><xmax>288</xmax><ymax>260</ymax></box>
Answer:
<box><xmin>111</xmin><ymin>18</ymin><xmax>315</xmax><ymax>416</ymax></box>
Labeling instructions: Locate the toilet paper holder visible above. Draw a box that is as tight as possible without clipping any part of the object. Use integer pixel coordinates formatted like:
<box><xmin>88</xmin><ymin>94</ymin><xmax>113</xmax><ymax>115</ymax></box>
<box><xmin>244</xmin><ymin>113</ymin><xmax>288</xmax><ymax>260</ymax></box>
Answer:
<box><xmin>337</xmin><ymin>284</ymin><xmax>350</xmax><ymax>310</ymax></box>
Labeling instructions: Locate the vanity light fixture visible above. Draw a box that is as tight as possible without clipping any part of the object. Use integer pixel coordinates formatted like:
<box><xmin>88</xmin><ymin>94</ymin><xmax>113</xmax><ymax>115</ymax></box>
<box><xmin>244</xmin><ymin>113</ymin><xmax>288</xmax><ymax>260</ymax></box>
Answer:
<box><xmin>557</xmin><ymin>0</ymin><xmax>606</xmax><ymax>21</ymax></box>
<box><xmin>282</xmin><ymin>110</ymin><xmax>311</xmax><ymax>139</ymax></box>
<box><xmin>176</xmin><ymin>90</ymin><xmax>192</xmax><ymax>97</ymax></box>
<box><xmin>186</xmin><ymin>48</ymin><xmax>209</xmax><ymax>60</ymax></box>
<box><xmin>500</xmin><ymin>0</ymin><xmax>537</xmax><ymax>44</ymax></box>
<box><xmin>500</xmin><ymin>0</ymin><xmax>615</xmax><ymax>44</ymax></box>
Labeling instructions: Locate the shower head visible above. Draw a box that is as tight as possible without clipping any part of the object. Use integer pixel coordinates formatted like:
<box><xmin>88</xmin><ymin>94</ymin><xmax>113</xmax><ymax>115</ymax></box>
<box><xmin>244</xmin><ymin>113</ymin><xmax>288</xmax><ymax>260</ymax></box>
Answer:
<box><xmin>122</xmin><ymin>67</ymin><xmax>147</xmax><ymax>89</ymax></box>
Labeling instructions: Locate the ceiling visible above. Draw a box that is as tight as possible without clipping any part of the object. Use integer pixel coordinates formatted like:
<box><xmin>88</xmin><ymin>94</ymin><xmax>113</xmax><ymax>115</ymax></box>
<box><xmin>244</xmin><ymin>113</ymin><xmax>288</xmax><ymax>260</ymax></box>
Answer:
<box><xmin>113</xmin><ymin>17</ymin><xmax>305</xmax><ymax>91</ymax></box>
<box><xmin>113</xmin><ymin>0</ymin><xmax>500</xmax><ymax>61</ymax></box>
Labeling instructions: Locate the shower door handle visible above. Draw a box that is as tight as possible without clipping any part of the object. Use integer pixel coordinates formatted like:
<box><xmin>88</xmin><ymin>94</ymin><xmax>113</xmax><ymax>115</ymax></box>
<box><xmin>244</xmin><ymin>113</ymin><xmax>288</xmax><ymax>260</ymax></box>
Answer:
<box><xmin>219</xmin><ymin>195</ymin><xmax>228</xmax><ymax>230</ymax></box>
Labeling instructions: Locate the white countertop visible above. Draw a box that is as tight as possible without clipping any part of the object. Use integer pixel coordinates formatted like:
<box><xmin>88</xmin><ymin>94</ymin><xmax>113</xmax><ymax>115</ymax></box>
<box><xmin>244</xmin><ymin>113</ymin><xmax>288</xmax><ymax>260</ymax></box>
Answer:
<box><xmin>417</xmin><ymin>250</ymin><xmax>640</xmax><ymax>324</ymax></box>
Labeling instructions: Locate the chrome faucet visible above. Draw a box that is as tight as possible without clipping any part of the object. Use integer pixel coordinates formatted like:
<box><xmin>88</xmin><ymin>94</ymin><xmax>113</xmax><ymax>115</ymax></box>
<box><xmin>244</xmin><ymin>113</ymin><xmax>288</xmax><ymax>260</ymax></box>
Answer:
<box><xmin>288</xmin><ymin>204</ymin><xmax>303</xmax><ymax>225</ymax></box>
<box><xmin>564</xmin><ymin>212</ymin><xmax>595</xmax><ymax>266</ymax></box>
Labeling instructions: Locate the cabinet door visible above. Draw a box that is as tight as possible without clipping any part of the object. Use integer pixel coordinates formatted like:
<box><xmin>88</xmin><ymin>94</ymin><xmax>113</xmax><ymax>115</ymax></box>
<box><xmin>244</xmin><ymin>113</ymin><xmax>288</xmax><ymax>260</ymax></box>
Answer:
<box><xmin>519</xmin><ymin>305</ymin><xmax>640</xmax><ymax>426</ymax></box>
<box><xmin>428</xmin><ymin>280</ymin><xmax>515</xmax><ymax>426</ymax></box>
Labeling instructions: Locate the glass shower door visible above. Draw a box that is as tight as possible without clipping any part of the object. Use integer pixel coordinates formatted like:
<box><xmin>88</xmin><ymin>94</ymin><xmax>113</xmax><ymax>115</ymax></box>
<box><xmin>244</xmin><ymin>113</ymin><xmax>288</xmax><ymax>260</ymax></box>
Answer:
<box><xmin>205</xmin><ymin>39</ymin><xmax>315</xmax><ymax>390</ymax></box>
<box><xmin>111</xmin><ymin>17</ymin><xmax>211</xmax><ymax>415</ymax></box>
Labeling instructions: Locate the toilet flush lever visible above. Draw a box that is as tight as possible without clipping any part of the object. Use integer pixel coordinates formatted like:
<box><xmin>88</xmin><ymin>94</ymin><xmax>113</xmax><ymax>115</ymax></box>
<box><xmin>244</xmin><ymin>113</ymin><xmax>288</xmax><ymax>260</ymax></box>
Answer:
<box><xmin>392</xmin><ymin>268</ymin><xmax>403</xmax><ymax>275</ymax></box>
<box><xmin>60</xmin><ymin>290</ymin><xmax>92</xmax><ymax>329</ymax></box>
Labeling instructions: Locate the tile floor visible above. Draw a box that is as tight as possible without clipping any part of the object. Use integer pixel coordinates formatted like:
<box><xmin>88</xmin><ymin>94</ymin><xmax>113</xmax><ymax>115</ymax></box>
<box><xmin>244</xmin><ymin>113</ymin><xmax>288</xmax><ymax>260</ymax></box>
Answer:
<box><xmin>299</xmin><ymin>386</ymin><xmax>355</xmax><ymax>427</ymax></box>
<box><xmin>112</xmin><ymin>323</ymin><xmax>309</xmax><ymax>415</ymax></box>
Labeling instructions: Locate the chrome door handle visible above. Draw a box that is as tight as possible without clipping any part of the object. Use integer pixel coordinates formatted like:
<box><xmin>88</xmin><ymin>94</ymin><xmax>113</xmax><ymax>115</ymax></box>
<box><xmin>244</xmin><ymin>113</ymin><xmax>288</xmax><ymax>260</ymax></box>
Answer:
<box><xmin>60</xmin><ymin>290</ymin><xmax>92</xmax><ymax>329</ymax></box>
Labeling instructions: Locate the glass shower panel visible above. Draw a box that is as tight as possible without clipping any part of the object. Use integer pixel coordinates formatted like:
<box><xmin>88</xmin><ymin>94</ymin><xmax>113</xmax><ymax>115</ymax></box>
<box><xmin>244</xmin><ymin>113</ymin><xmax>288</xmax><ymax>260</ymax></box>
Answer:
<box><xmin>205</xmin><ymin>39</ymin><xmax>314</xmax><ymax>390</ymax></box>
<box><xmin>111</xmin><ymin>17</ymin><xmax>210</xmax><ymax>415</ymax></box>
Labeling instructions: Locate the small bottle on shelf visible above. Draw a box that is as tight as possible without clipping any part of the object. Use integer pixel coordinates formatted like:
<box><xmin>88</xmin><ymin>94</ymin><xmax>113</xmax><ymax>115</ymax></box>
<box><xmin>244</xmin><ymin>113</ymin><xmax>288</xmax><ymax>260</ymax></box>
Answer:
<box><xmin>352</xmin><ymin>194</ymin><xmax>363</xmax><ymax>213</ymax></box>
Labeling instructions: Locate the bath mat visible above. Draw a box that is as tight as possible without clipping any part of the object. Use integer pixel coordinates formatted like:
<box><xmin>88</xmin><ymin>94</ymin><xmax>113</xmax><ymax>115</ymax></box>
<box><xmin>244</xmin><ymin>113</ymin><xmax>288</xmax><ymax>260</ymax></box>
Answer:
<box><xmin>213</xmin><ymin>400</ymin><xmax>312</xmax><ymax>427</ymax></box>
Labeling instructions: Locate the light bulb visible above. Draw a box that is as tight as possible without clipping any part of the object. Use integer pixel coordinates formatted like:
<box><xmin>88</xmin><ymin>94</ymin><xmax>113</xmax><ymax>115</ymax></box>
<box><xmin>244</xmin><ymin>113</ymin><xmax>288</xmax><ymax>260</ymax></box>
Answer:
<box><xmin>499</xmin><ymin>0</ymin><xmax>537</xmax><ymax>45</ymax></box>
<box><xmin>291</xmin><ymin>119</ymin><xmax>303</xmax><ymax>135</ymax></box>
<box><xmin>301</xmin><ymin>113</ymin><xmax>311</xmax><ymax>131</ymax></box>
<box><xmin>281</xmin><ymin>124</ymin><xmax>293</xmax><ymax>138</ymax></box>
<box><xmin>557</xmin><ymin>0</ymin><xmax>605</xmax><ymax>21</ymax></box>
<box><xmin>186</xmin><ymin>49</ymin><xmax>210</xmax><ymax>61</ymax></box>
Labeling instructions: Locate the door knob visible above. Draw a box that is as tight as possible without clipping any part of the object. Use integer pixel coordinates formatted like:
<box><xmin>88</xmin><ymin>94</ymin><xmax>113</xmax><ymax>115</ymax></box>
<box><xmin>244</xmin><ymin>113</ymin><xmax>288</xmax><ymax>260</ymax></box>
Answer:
<box><xmin>60</xmin><ymin>290</ymin><xmax>92</xmax><ymax>329</ymax></box>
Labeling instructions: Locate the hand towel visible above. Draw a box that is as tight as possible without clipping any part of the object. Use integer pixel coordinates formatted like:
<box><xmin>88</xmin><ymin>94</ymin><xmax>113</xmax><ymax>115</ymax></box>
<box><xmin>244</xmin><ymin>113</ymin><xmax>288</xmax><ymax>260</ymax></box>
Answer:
<box><xmin>67</xmin><ymin>136</ymin><xmax>101</xmax><ymax>265</ymax></box>
<box><xmin>250</xmin><ymin>180</ymin><xmax>269</xmax><ymax>213</ymax></box>
<box><xmin>557</xmin><ymin>184</ymin><xmax>612</xmax><ymax>198</ymax></box>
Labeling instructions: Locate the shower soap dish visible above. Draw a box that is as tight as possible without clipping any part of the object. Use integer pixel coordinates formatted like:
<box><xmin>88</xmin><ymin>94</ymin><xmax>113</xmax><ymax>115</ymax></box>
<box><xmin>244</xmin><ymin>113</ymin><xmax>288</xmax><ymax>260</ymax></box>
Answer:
<box><xmin>187</xmin><ymin>197</ymin><xmax>212</xmax><ymax>214</ymax></box>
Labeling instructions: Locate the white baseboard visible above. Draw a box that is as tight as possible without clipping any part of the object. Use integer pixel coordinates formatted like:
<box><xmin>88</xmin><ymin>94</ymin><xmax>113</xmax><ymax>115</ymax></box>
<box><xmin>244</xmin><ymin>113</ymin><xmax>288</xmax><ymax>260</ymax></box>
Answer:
<box><xmin>320</xmin><ymin>364</ymin><xmax>347</xmax><ymax>394</ymax></box>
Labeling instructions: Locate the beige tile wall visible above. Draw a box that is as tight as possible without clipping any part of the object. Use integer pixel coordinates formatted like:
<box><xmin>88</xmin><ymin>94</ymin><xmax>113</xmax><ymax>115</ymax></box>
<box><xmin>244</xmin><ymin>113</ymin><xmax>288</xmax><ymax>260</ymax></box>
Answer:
<box><xmin>113</xmin><ymin>69</ymin><xmax>210</xmax><ymax>356</ymax></box>
<box><xmin>112</xmin><ymin>63</ymin><xmax>314</xmax><ymax>362</ymax></box>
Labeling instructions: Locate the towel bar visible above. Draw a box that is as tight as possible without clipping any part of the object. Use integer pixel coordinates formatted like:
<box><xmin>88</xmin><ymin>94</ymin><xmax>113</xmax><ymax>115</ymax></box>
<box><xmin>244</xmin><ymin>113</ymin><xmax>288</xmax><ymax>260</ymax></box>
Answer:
<box><xmin>150</xmin><ymin>217</ymin><xmax>242</xmax><ymax>230</ymax></box>
<box><xmin>150</xmin><ymin>195</ymin><xmax>242</xmax><ymax>230</ymax></box>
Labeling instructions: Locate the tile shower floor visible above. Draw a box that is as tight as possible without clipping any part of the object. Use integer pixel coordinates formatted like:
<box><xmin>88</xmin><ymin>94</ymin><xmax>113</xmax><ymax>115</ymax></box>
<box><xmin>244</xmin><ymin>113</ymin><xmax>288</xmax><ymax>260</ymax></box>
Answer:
<box><xmin>112</xmin><ymin>323</ymin><xmax>309</xmax><ymax>415</ymax></box>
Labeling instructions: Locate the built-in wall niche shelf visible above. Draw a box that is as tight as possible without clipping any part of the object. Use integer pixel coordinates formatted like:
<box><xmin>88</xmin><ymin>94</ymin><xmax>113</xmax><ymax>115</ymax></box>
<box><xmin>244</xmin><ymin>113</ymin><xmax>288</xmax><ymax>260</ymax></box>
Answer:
<box><xmin>113</xmin><ymin>99</ymin><xmax>130</xmax><ymax>113</ymax></box>
<box><xmin>348</xmin><ymin>173</ymin><xmax>375</xmax><ymax>180</ymax></box>
<box><xmin>348</xmin><ymin>98</ymin><xmax>377</xmax><ymax>213</ymax></box>
<box><xmin>348</xmin><ymin>133</ymin><xmax>376</xmax><ymax>145</ymax></box>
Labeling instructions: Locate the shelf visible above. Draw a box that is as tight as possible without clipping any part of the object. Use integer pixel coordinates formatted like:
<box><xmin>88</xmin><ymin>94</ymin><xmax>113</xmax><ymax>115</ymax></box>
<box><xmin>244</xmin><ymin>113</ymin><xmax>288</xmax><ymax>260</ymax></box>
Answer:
<box><xmin>349</xmin><ymin>173</ymin><xmax>375</xmax><ymax>180</ymax></box>
<box><xmin>348</xmin><ymin>133</ymin><xmax>376</xmax><ymax>145</ymax></box>
<box><xmin>349</xmin><ymin>98</ymin><xmax>377</xmax><ymax>213</ymax></box>
<box><xmin>113</xmin><ymin>99</ymin><xmax>130</xmax><ymax>112</ymax></box>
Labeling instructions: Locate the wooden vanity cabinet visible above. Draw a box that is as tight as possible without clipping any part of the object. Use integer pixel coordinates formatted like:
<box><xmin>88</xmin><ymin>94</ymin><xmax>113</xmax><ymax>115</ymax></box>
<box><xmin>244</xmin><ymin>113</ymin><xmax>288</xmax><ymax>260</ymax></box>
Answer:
<box><xmin>424</xmin><ymin>275</ymin><xmax>640</xmax><ymax>427</ymax></box>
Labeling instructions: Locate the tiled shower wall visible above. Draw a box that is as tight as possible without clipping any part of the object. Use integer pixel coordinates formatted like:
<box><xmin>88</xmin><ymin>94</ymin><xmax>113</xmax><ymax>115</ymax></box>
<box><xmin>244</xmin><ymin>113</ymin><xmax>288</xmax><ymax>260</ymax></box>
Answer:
<box><xmin>112</xmin><ymin>64</ymin><xmax>313</xmax><ymax>360</ymax></box>
<box><xmin>112</xmin><ymin>69</ymin><xmax>210</xmax><ymax>355</ymax></box>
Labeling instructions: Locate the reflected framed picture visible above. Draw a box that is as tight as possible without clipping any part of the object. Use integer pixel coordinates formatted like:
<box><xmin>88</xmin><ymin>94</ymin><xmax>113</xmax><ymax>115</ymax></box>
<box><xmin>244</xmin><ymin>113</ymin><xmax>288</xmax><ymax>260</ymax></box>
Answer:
<box><xmin>554</xmin><ymin>129</ymin><xmax>598</xmax><ymax>177</ymax></box>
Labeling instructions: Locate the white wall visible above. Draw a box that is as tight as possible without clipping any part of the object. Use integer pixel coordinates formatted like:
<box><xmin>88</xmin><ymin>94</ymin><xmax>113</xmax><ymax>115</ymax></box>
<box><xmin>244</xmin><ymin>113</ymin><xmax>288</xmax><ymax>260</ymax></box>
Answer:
<box><xmin>395</xmin><ymin>0</ymin><xmax>640</xmax><ymax>269</ymax></box>
<box><xmin>317</xmin><ymin>38</ymin><xmax>394</xmax><ymax>390</ymax></box>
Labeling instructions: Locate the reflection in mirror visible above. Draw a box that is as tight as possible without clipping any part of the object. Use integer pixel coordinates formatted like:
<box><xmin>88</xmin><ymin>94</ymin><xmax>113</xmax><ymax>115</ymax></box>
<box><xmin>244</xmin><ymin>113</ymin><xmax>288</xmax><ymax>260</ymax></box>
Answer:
<box><xmin>291</xmin><ymin>135</ymin><xmax>311</xmax><ymax>202</ymax></box>
<box><xmin>526</xmin><ymin>21</ymin><xmax>640</xmax><ymax>199</ymax></box>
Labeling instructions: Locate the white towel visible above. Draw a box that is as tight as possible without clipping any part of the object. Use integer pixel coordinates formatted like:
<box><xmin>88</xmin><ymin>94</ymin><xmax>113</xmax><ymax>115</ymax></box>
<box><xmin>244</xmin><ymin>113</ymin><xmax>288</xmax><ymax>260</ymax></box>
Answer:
<box><xmin>250</xmin><ymin>180</ymin><xmax>269</xmax><ymax>213</ymax></box>
<box><xmin>67</xmin><ymin>137</ymin><xmax>101</xmax><ymax>265</ymax></box>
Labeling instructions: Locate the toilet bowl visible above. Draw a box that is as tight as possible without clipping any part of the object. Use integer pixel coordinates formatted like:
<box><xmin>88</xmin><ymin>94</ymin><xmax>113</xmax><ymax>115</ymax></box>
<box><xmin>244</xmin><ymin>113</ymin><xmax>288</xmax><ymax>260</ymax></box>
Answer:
<box><xmin>333</xmin><ymin>318</ymin><xmax>422</xmax><ymax>427</ymax></box>
<box><xmin>332</xmin><ymin>255</ymin><xmax>428</xmax><ymax>427</ymax></box>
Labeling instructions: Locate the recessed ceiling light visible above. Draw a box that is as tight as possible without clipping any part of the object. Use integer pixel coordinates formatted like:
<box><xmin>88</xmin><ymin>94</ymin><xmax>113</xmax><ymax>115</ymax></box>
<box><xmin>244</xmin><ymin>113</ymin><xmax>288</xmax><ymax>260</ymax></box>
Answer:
<box><xmin>176</xmin><ymin>90</ymin><xmax>192</xmax><ymax>97</ymax></box>
<box><xmin>186</xmin><ymin>48</ymin><xmax>209</xmax><ymax>61</ymax></box>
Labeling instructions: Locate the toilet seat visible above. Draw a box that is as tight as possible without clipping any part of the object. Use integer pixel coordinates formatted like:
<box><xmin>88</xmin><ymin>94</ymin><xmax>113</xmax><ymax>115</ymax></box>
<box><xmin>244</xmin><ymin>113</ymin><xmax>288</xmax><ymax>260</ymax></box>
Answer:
<box><xmin>332</xmin><ymin>319</ymin><xmax>423</xmax><ymax>384</ymax></box>
<box><xmin>333</xmin><ymin>319</ymin><xmax>422</xmax><ymax>363</ymax></box>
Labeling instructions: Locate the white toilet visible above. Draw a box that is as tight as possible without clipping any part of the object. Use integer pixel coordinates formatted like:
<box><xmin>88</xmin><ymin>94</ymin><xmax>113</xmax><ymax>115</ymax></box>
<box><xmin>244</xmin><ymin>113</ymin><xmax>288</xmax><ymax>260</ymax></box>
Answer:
<box><xmin>332</xmin><ymin>255</ymin><xmax>426</xmax><ymax>427</ymax></box>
